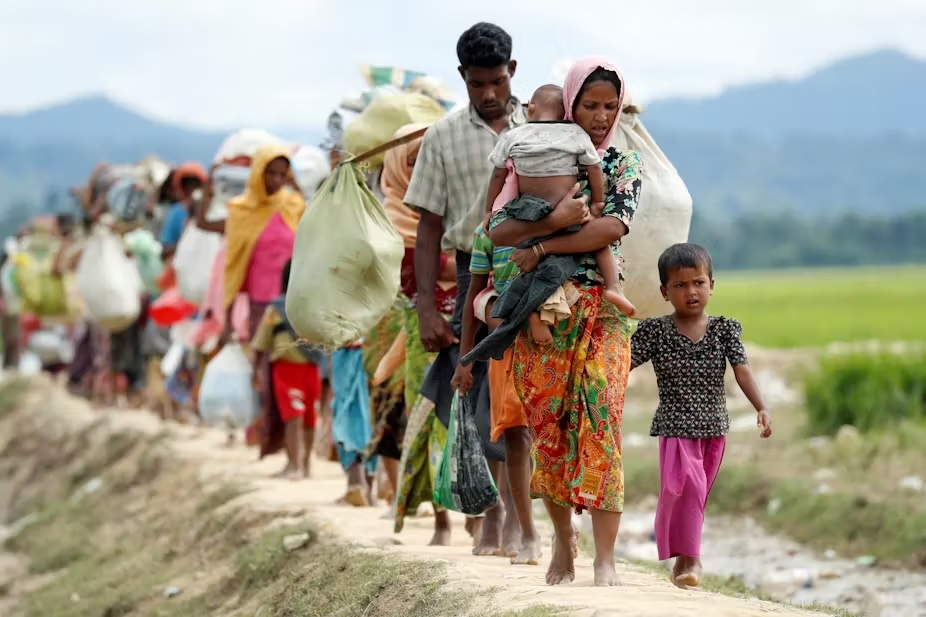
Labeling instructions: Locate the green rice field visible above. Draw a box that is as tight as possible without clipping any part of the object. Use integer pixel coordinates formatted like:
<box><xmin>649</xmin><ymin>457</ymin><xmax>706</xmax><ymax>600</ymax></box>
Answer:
<box><xmin>706</xmin><ymin>265</ymin><xmax>926</xmax><ymax>348</ymax></box>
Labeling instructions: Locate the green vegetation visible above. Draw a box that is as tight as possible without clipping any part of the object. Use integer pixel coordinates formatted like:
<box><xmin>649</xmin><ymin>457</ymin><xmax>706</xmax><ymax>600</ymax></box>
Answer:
<box><xmin>1</xmin><ymin>418</ymin><xmax>564</xmax><ymax>617</ymax></box>
<box><xmin>708</xmin><ymin>265</ymin><xmax>926</xmax><ymax>347</ymax></box>
<box><xmin>0</xmin><ymin>377</ymin><xmax>29</xmax><ymax>418</ymax></box>
<box><xmin>803</xmin><ymin>352</ymin><xmax>926</xmax><ymax>435</ymax></box>
<box><xmin>693</xmin><ymin>209</ymin><xmax>926</xmax><ymax>271</ymax></box>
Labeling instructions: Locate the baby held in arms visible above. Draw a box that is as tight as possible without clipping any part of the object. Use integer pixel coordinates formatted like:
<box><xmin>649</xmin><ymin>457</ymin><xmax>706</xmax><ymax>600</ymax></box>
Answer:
<box><xmin>485</xmin><ymin>84</ymin><xmax>636</xmax><ymax>344</ymax></box>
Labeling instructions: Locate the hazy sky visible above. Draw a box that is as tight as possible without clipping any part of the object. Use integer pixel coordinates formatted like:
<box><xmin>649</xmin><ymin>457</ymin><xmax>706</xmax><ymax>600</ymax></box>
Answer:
<box><xmin>3</xmin><ymin>0</ymin><xmax>925</xmax><ymax>130</ymax></box>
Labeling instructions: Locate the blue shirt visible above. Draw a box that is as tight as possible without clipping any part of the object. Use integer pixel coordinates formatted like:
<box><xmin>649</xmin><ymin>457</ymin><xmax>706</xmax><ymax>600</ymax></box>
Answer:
<box><xmin>159</xmin><ymin>203</ymin><xmax>189</xmax><ymax>247</ymax></box>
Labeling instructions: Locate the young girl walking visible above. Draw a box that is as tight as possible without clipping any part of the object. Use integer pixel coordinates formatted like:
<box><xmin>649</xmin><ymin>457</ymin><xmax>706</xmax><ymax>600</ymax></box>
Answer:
<box><xmin>630</xmin><ymin>243</ymin><xmax>772</xmax><ymax>588</ymax></box>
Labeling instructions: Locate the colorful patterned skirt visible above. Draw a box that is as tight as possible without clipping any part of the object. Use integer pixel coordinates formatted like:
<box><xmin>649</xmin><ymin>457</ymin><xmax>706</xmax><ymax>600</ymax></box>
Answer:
<box><xmin>512</xmin><ymin>284</ymin><xmax>631</xmax><ymax>514</ymax></box>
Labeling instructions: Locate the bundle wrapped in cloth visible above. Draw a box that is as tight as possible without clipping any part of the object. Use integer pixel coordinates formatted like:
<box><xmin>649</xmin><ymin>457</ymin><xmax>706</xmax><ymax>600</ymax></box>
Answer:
<box><xmin>342</xmin><ymin>92</ymin><xmax>444</xmax><ymax>169</ymax></box>
<box><xmin>285</xmin><ymin>163</ymin><xmax>404</xmax><ymax>348</ymax></box>
<box><xmin>611</xmin><ymin>93</ymin><xmax>694</xmax><ymax>319</ymax></box>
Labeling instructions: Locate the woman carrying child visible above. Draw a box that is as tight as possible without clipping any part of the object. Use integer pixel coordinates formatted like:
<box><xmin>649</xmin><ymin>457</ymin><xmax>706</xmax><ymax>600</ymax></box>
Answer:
<box><xmin>630</xmin><ymin>243</ymin><xmax>772</xmax><ymax>588</ymax></box>
<box><xmin>488</xmin><ymin>57</ymin><xmax>642</xmax><ymax>587</ymax></box>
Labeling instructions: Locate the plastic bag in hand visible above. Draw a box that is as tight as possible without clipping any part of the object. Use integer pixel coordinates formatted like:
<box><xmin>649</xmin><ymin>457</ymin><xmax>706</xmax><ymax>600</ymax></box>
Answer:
<box><xmin>198</xmin><ymin>341</ymin><xmax>258</xmax><ymax>429</ymax></box>
<box><xmin>433</xmin><ymin>391</ymin><xmax>499</xmax><ymax>515</ymax></box>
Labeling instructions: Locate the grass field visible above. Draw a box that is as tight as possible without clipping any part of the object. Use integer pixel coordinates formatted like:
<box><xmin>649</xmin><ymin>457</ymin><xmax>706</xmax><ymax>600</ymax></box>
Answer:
<box><xmin>706</xmin><ymin>264</ymin><xmax>926</xmax><ymax>348</ymax></box>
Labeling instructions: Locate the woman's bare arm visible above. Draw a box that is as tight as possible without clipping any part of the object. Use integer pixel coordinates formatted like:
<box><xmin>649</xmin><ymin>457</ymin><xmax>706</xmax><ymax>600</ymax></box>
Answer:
<box><xmin>537</xmin><ymin>216</ymin><xmax>627</xmax><ymax>255</ymax></box>
<box><xmin>489</xmin><ymin>187</ymin><xmax>589</xmax><ymax>247</ymax></box>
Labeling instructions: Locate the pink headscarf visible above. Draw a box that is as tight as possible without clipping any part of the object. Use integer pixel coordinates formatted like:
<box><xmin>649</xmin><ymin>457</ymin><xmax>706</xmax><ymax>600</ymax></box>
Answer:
<box><xmin>563</xmin><ymin>56</ymin><xmax>626</xmax><ymax>155</ymax></box>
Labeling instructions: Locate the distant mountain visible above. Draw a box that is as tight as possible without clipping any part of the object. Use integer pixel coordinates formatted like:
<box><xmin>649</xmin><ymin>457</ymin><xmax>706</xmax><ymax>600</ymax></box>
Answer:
<box><xmin>643</xmin><ymin>50</ymin><xmax>926</xmax><ymax>138</ymax></box>
<box><xmin>2</xmin><ymin>48</ymin><xmax>926</xmax><ymax>239</ymax></box>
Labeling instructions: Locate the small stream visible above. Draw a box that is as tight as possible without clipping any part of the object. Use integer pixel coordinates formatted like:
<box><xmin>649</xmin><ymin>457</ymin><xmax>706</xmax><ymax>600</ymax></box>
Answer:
<box><xmin>604</xmin><ymin>508</ymin><xmax>926</xmax><ymax>616</ymax></box>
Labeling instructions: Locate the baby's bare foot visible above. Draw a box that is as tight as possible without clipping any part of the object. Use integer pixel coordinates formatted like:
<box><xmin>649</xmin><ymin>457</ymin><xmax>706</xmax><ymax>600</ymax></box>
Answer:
<box><xmin>545</xmin><ymin>534</ymin><xmax>575</xmax><ymax>585</ymax></box>
<box><xmin>529</xmin><ymin>319</ymin><xmax>554</xmax><ymax>345</ymax></box>
<box><xmin>603</xmin><ymin>287</ymin><xmax>636</xmax><ymax>317</ymax></box>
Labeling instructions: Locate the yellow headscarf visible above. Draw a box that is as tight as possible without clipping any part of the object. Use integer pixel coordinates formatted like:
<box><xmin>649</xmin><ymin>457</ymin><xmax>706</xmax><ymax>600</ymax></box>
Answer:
<box><xmin>223</xmin><ymin>145</ymin><xmax>305</xmax><ymax>307</ymax></box>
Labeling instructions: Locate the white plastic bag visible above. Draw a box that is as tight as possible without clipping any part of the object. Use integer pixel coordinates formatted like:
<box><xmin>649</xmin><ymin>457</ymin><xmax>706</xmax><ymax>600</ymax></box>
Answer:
<box><xmin>28</xmin><ymin>329</ymin><xmax>74</xmax><ymax>364</ymax></box>
<box><xmin>75</xmin><ymin>225</ymin><xmax>143</xmax><ymax>332</ymax></box>
<box><xmin>286</xmin><ymin>164</ymin><xmax>405</xmax><ymax>347</ymax></box>
<box><xmin>198</xmin><ymin>342</ymin><xmax>258</xmax><ymax>429</ymax></box>
<box><xmin>208</xmin><ymin>164</ymin><xmax>251</xmax><ymax>221</ymax></box>
<box><xmin>173</xmin><ymin>225</ymin><xmax>222</xmax><ymax>305</ymax></box>
<box><xmin>611</xmin><ymin>102</ymin><xmax>694</xmax><ymax>319</ymax></box>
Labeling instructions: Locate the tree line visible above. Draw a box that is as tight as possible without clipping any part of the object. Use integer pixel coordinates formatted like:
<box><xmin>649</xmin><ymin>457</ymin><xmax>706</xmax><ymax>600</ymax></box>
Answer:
<box><xmin>690</xmin><ymin>208</ymin><xmax>926</xmax><ymax>270</ymax></box>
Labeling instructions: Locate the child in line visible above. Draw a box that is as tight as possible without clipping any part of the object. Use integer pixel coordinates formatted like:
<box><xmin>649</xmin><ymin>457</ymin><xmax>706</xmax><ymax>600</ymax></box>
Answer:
<box><xmin>485</xmin><ymin>84</ymin><xmax>635</xmax><ymax>343</ymax></box>
<box><xmin>452</xmin><ymin>222</ymin><xmax>541</xmax><ymax>565</ymax></box>
<box><xmin>630</xmin><ymin>243</ymin><xmax>772</xmax><ymax>589</ymax></box>
<box><xmin>251</xmin><ymin>259</ymin><xmax>323</xmax><ymax>479</ymax></box>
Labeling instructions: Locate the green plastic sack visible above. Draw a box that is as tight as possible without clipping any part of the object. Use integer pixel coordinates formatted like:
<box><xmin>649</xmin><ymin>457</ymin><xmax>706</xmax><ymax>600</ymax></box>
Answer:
<box><xmin>286</xmin><ymin>163</ymin><xmax>405</xmax><ymax>348</ymax></box>
<box><xmin>432</xmin><ymin>391</ymin><xmax>499</xmax><ymax>515</ymax></box>
<box><xmin>13</xmin><ymin>238</ymin><xmax>71</xmax><ymax>318</ymax></box>
<box><xmin>342</xmin><ymin>92</ymin><xmax>445</xmax><ymax>168</ymax></box>
<box><xmin>124</xmin><ymin>229</ymin><xmax>164</xmax><ymax>297</ymax></box>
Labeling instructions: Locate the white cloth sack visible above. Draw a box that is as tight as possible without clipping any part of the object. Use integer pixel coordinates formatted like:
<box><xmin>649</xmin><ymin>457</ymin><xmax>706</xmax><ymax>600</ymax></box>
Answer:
<box><xmin>198</xmin><ymin>342</ymin><xmax>258</xmax><ymax>429</ymax></box>
<box><xmin>212</xmin><ymin>129</ymin><xmax>287</xmax><ymax>165</ymax></box>
<box><xmin>173</xmin><ymin>225</ymin><xmax>222</xmax><ymax>305</ymax></box>
<box><xmin>290</xmin><ymin>145</ymin><xmax>329</xmax><ymax>200</ymax></box>
<box><xmin>611</xmin><ymin>103</ymin><xmax>693</xmax><ymax>319</ymax></box>
<box><xmin>75</xmin><ymin>225</ymin><xmax>143</xmax><ymax>332</ymax></box>
<box><xmin>286</xmin><ymin>163</ymin><xmax>405</xmax><ymax>347</ymax></box>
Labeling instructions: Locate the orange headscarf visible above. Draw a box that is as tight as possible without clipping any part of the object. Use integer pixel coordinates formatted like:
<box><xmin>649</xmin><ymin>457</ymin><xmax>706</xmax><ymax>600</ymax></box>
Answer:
<box><xmin>382</xmin><ymin>123</ymin><xmax>428</xmax><ymax>249</ymax></box>
<box><xmin>172</xmin><ymin>161</ymin><xmax>208</xmax><ymax>194</ymax></box>
<box><xmin>381</xmin><ymin>123</ymin><xmax>456</xmax><ymax>291</ymax></box>
<box><xmin>223</xmin><ymin>145</ymin><xmax>305</xmax><ymax>307</ymax></box>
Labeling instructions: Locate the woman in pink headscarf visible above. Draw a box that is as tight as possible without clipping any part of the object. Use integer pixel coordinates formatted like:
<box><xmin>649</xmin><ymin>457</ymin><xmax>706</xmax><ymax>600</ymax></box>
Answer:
<box><xmin>488</xmin><ymin>57</ymin><xmax>643</xmax><ymax>587</ymax></box>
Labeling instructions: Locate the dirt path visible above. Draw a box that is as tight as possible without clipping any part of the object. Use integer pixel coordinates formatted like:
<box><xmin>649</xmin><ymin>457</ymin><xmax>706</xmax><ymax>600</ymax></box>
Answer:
<box><xmin>9</xmin><ymin>380</ymin><xmax>834</xmax><ymax>617</ymax></box>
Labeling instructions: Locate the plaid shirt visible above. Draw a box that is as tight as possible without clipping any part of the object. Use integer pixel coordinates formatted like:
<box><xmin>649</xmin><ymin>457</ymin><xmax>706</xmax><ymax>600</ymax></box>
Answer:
<box><xmin>404</xmin><ymin>100</ymin><xmax>526</xmax><ymax>252</ymax></box>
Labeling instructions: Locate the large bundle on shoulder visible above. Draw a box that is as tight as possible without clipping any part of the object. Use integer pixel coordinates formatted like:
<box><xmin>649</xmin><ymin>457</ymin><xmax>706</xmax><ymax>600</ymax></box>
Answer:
<box><xmin>342</xmin><ymin>92</ymin><xmax>445</xmax><ymax>169</ymax></box>
<box><xmin>12</xmin><ymin>228</ymin><xmax>74</xmax><ymax>321</ymax></box>
<box><xmin>93</xmin><ymin>157</ymin><xmax>171</xmax><ymax>222</ymax></box>
<box><xmin>286</xmin><ymin>162</ymin><xmax>404</xmax><ymax>348</ymax></box>
<box><xmin>75</xmin><ymin>218</ymin><xmax>144</xmax><ymax>332</ymax></box>
<box><xmin>612</xmin><ymin>95</ymin><xmax>693</xmax><ymax>319</ymax></box>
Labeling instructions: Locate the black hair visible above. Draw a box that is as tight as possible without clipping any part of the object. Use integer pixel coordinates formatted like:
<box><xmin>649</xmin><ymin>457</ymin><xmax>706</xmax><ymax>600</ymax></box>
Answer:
<box><xmin>572</xmin><ymin>67</ymin><xmax>623</xmax><ymax>115</ymax></box>
<box><xmin>531</xmin><ymin>84</ymin><xmax>564</xmax><ymax>109</ymax></box>
<box><xmin>281</xmin><ymin>258</ymin><xmax>292</xmax><ymax>294</ymax></box>
<box><xmin>179</xmin><ymin>176</ymin><xmax>203</xmax><ymax>194</ymax></box>
<box><xmin>456</xmin><ymin>22</ymin><xmax>512</xmax><ymax>69</ymax></box>
<box><xmin>158</xmin><ymin>171</ymin><xmax>176</xmax><ymax>202</ymax></box>
<box><xmin>657</xmin><ymin>243</ymin><xmax>713</xmax><ymax>285</ymax></box>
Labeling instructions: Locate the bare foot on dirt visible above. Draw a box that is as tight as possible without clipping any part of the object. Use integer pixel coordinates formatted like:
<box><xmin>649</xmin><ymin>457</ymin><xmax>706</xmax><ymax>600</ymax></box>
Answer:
<box><xmin>344</xmin><ymin>486</ymin><xmax>368</xmax><ymax>507</ymax></box>
<box><xmin>428</xmin><ymin>527</ymin><xmax>451</xmax><ymax>546</ymax></box>
<box><xmin>528</xmin><ymin>315</ymin><xmax>554</xmax><ymax>345</ymax></box>
<box><xmin>510</xmin><ymin>534</ymin><xmax>542</xmax><ymax>566</ymax></box>
<box><xmin>473</xmin><ymin>511</ymin><xmax>503</xmax><ymax>556</ymax></box>
<box><xmin>545</xmin><ymin>534</ymin><xmax>575</xmax><ymax>585</ymax></box>
<box><xmin>674</xmin><ymin>557</ymin><xmax>702</xmax><ymax>589</ymax></box>
<box><xmin>465</xmin><ymin>516</ymin><xmax>482</xmax><ymax>540</ymax></box>
<box><xmin>603</xmin><ymin>285</ymin><xmax>636</xmax><ymax>318</ymax></box>
<box><xmin>273</xmin><ymin>464</ymin><xmax>301</xmax><ymax>481</ymax></box>
<box><xmin>593</xmin><ymin>558</ymin><xmax>621</xmax><ymax>587</ymax></box>
<box><xmin>496</xmin><ymin>509</ymin><xmax>521</xmax><ymax>558</ymax></box>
